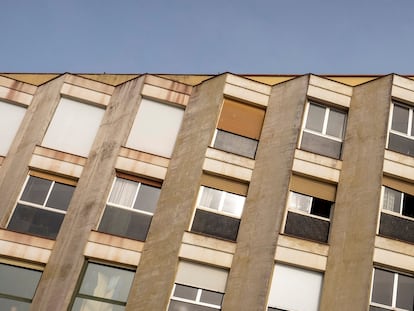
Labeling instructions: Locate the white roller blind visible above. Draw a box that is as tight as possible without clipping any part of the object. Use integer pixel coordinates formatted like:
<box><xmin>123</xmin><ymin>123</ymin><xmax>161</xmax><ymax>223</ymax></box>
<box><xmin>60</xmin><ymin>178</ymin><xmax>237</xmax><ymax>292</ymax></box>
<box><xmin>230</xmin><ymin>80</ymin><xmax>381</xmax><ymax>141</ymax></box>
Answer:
<box><xmin>126</xmin><ymin>98</ymin><xmax>184</xmax><ymax>158</ymax></box>
<box><xmin>41</xmin><ymin>97</ymin><xmax>105</xmax><ymax>157</ymax></box>
<box><xmin>175</xmin><ymin>261</ymin><xmax>228</xmax><ymax>292</ymax></box>
<box><xmin>268</xmin><ymin>264</ymin><xmax>323</xmax><ymax>311</ymax></box>
<box><xmin>0</xmin><ymin>100</ymin><xmax>26</xmax><ymax>156</ymax></box>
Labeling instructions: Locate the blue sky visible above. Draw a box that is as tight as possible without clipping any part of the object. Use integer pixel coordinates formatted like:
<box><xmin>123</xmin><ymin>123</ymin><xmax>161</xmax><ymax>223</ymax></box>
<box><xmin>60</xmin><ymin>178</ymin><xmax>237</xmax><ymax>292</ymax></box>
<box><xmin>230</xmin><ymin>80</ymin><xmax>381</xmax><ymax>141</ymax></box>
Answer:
<box><xmin>2</xmin><ymin>0</ymin><xmax>414</xmax><ymax>74</ymax></box>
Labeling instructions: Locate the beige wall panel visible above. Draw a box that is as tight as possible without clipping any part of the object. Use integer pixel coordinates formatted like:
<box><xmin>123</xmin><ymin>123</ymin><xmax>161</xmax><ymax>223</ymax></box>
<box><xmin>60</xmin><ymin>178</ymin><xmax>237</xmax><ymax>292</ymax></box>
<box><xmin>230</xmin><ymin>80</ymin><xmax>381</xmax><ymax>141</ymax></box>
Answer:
<box><xmin>205</xmin><ymin>147</ymin><xmax>255</xmax><ymax>169</ymax></box>
<box><xmin>0</xmin><ymin>240</ymin><xmax>51</xmax><ymax>264</ymax></box>
<box><xmin>393</xmin><ymin>75</ymin><xmax>414</xmax><ymax>92</ymax></box>
<box><xmin>226</xmin><ymin>74</ymin><xmax>272</xmax><ymax>95</ymax></box>
<box><xmin>391</xmin><ymin>85</ymin><xmax>414</xmax><ymax>104</ymax></box>
<box><xmin>383</xmin><ymin>155</ymin><xmax>414</xmax><ymax>183</ymax></box>
<box><xmin>0</xmin><ymin>85</ymin><xmax>33</xmax><ymax>106</ymax></box>
<box><xmin>115</xmin><ymin>156</ymin><xmax>167</xmax><ymax>180</ymax></box>
<box><xmin>294</xmin><ymin>149</ymin><xmax>343</xmax><ymax>170</ymax></box>
<box><xmin>60</xmin><ymin>83</ymin><xmax>111</xmax><ymax>106</ymax></box>
<box><xmin>375</xmin><ymin>236</ymin><xmax>414</xmax><ymax>257</ymax></box>
<box><xmin>141</xmin><ymin>84</ymin><xmax>190</xmax><ymax>106</ymax></box>
<box><xmin>223</xmin><ymin>83</ymin><xmax>269</xmax><ymax>107</ymax></box>
<box><xmin>307</xmin><ymin>84</ymin><xmax>351</xmax><ymax>108</ymax></box>
<box><xmin>374</xmin><ymin>248</ymin><xmax>414</xmax><ymax>273</ymax></box>
<box><xmin>84</xmin><ymin>241</ymin><xmax>141</xmax><ymax>267</ymax></box>
<box><xmin>145</xmin><ymin>75</ymin><xmax>193</xmax><ymax>95</ymax></box>
<box><xmin>202</xmin><ymin>157</ymin><xmax>252</xmax><ymax>183</ymax></box>
<box><xmin>277</xmin><ymin>234</ymin><xmax>329</xmax><ymax>256</ymax></box>
<box><xmin>292</xmin><ymin>158</ymin><xmax>341</xmax><ymax>183</ymax></box>
<box><xmin>275</xmin><ymin>246</ymin><xmax>327</xmax><ymax>272</ymax></box>
<box><xmin>118</xmin><ymin>147</ymin><xmax>170</xmax><ymax>167</ymax></box>
<box><xmin>179</xmin><ymin>243</ymin><xmax>233</xmax><ymax>268</ymax></box>
<box><xmin>64</xmin><ymin>74</ymin><xmax>115</xmax><ymax>95</ymax></box>
<box><xmin>0</xmin><ymin>75</ymin><xmax>37</xmax><ymax>94</ymax></box>
<box><xmin>29</xmin><ymin>154</ymin><xmax>84</xmax><ymax>179</ymax></box>
<box><xmin>309</xmin><ymin>75</ymin><xmax>353</xmax><ymax>96</ymax></box>
<box><xmin>181</xmin><ymin>232</ymin><xmax>236</xmax><ymax>253</ymax></box>
<box><xmin>290</xmin><ymin>174</ymin><xmax>337</xmax><ymax>201</ymax></box>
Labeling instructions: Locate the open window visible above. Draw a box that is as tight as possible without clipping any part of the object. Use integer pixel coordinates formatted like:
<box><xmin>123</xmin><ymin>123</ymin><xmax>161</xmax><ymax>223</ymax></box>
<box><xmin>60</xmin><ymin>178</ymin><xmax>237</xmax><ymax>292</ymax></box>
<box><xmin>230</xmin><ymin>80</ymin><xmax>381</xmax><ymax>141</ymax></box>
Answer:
<box><xmin>7</xmin><ymin>172</ymin><xmax>76</xmax><ymax>239</ymax></box>
<box><xmin>387</xmin><ymin>101</ymin><xmax>414</xmax><ymax>156</ymax></box>
<box><xmin>299</xmin><ymin>102</ymin><xmax>347</xmax><ymax>159</ymax></box>
<box><xmin>213</xmin><ymin>98</ymin><xmax>265</xmax><ymax>159</ymax></box>
<box><xmin>98</xmin><ymin>174</ymin><xmax>161</xmax><ymax>241</ymax></box>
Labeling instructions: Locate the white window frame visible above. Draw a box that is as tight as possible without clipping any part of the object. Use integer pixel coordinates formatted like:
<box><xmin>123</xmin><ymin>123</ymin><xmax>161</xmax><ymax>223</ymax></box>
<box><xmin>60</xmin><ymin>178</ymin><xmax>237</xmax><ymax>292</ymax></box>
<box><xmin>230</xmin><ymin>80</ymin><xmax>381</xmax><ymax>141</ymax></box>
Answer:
<box><xmin>286</xmin><ymin>191</ymin><xmax>332</xmax><ymax>221</ymax></box>
<box><xmin>387</xmin><ymin>101</ymin><xmax>414</xmax><ymax>147</ymax></box>
<box><xmin>380</xmin><ymin>186</ymin><xmax>414</xmax><ymax>220</ymax></box>
<box><xmin>195</xmin><ymin>186</ymin><xmax>245</xmax><ymax>219</ymax></box>
<box><xmin>370</xmin><ymin>268</ymin><xmax>414</xmax><ymax>311</ymax></box>
<box><xmin>169</xmin><ymin>284</ymin><xmax>222</xmax><ymax>310</ymax></box>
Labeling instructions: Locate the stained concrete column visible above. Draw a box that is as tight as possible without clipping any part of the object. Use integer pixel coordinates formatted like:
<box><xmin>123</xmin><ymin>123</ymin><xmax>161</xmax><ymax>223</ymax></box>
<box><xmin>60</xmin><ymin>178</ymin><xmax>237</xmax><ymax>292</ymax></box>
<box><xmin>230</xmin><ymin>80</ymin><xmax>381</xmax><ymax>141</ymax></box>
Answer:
<box><xmin>222</xmin><ymin>75</ymin><xmax>310</xmax><ymax>311</ymax></box>
<box><xmin>319</xmin><ymin>76</ymin><xmax>393</xmax><ymax>311</ymax></box>
<box><xmin>126</xmin><ymin>75</ymin><xmax>227</xmax><ymax>310</ymax></box>
<box><xmin>30</xmin><ymin>77</ymin><xmax>145</xmax><ymax>310</ymax></box>
<box><xmin>0</xmin><ymin>75</ymin><xmax>65</xmax><ymax>226</ymax></box>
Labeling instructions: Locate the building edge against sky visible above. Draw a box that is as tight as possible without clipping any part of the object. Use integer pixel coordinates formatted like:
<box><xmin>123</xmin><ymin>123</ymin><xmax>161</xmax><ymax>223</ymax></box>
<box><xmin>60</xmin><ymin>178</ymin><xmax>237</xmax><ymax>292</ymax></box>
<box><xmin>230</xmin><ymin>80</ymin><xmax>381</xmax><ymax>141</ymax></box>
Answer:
<box><xmin>0</xmin><ymin>72</ymin><xmax>413</xmax><ymax>311</ymax></box>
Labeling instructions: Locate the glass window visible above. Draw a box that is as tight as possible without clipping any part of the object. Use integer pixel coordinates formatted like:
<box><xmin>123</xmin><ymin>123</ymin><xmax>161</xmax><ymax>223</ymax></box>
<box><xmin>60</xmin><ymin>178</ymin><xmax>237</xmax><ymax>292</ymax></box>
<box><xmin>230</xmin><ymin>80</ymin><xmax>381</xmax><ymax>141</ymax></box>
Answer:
<box><xmin>370</xmin><ymin>268</ymin><xmax>414</xmax><ymax>310</ymax></box>
<box><xmin>126</xmin><ymin>98</ymin><xmax>184</xmax><ymax>158</ymax></box>
<box><xmin>388</xmin><ymin>102</ymin><xmax>414</xmax><ymax>157</ymax></box>
<box><xmin>41</xmin><ymin>97</ymin><xmax>105</xmax><ymax>157</ymax></box>
<box><xmin>197</xmin><ymin>186</ymin><xmax>245</xmax><ymax>218</ymax></box>
<box><xmin>7</xmin><ymin>175</ymin><xmax>75</xmax><ymax>239</ymax></box>
<box><xmin>71</xmin><ymin>263</ymin><xmax>134</xmax><ymax>311</ymax></box>
<box><xmin>288</xmin><ymin>192</ymin><xmax>332</xmax><ymax>219</ymax></box>
<box><xmin>0</xmin><ymin>263</ymin><xmax>42</xmax><ymax>310</ymax></box>
<box><xmin>300</xmin><ymin>102</ymin><xmax>347</xmax><ymax>159</ymax></box>
<box><xmin>98</xmin><ymin>177</ymin><xmax>161</xmax><ymax>241</ymax></box>
<box><xmin>382</xmin><ymin>186</ymin><xmax>414</xmax><ymax>219</ymax></box>
<box><xmin>0</xmin><ymin>99</ymin><xmax>26</xmax><ymax>157</ymax></box>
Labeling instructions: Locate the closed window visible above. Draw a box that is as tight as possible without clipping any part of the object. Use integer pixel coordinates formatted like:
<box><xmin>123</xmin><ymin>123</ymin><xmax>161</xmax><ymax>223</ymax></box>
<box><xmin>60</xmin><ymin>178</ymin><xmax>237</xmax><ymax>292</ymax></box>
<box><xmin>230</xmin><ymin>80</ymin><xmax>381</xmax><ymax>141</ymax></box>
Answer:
<box><xmin>300</xmin><ymin>102</ymin><xmax>346</xmax><ymax>159</ymax></box>
<box><xmin>370</xmin><ymin>268</ymin><xmax>414</xmax><ymax>311</ymax></box>
<box><xmin>267</xmin><ymin>264</ymin><xmax>323</xmax><ymax>311</ymax></box>
<box><xmin>387</xmin><ymin>101</ymin><xmax>414</xmax><ymax>156</ymax></box>
<box><xmin>168</xmin><ymin>261</ymin><xmax>227</xmax><ymax>311</ymax></box>
<box><xmin>98</xmin><ymin>176</ymin><xmax>161</xmax><ymax>241</ymax></box>
<box><xmin>126</xmin><ymin>98</ymin><xmax>184</xmax><ymax>158</ymax></box>
<box><xmin>8</xmin><ymin>174</ymin><xmax>75</xmax><ymax>239</ymax></box>
<box><xmin>71</xmin><ymin>262</ymin><xmax>134</xmax><ymax>311</ymax></box>
<box><xmin>0</xmin><ymin>99</ymin><xmax>26</xmax><ymax>156</ymax></box>
<box><xmin>0</xmin><ymin>263</ymin><xmax>42</xmax><ymax>310</ymax></box>
<box><xmin>191</xmin><ymin>183</ymin><xmax>246</xmax><ymax>241</ymax></box>
<box><xmin>213</xmin><ymin>98</ymin><xmax>265</xmax><ymax>159</ymax></box>
<box><xmin>41</xmin><ymin>97</ymin><xmax>105</xmax><ymax>157</ymax></box>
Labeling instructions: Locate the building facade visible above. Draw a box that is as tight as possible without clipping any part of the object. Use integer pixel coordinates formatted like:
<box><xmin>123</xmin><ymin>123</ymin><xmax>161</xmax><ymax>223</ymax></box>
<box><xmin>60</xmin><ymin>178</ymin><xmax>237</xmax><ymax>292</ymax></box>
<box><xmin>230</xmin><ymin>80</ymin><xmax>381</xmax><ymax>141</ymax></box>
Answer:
<box><xmin>0</xmin><ymin>72</ymin><xmax>413</xmax><ymax>311</ymax></box>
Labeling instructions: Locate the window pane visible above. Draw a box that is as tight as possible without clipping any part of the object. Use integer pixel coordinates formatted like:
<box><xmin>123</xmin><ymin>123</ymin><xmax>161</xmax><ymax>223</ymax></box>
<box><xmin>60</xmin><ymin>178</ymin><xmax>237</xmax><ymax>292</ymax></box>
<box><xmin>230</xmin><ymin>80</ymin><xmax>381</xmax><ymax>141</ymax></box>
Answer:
<box><xmin>0</xmin><ymin>264</ymin><xmax>42</xmax><ymax>300</ymax></box>
<box><xmin>173</xmin><ymin>284</ymin><xmax>198</xmax><ymax>300</ymax></box>
<box><xmin>388</xmin><ymin>132</ymin><xmax>414</xmax><ymax>156</ymax></box>
<box><xmin>213</xmin><ymin>130</ymin><xmax>258</xmax><ymax>159</ymax></box>
<box><xmin>222</xmin><ymin>192</ymin><xmax>245</xmax><ymax>217</ymax></box>
<box><xmin>289</xmin><ymin>192</ymin><xmax>312</xmax><ymax>213</ymax></box>
<box><xmin>301</xmin><ymin>131</ymin><xmax>343</xmax><ymax>159</ymax></box>
<box><xmin>371</xmin><ymin>269</ymin><xmax>394</xmax><ymax>306</ymax></box>
<box><xmin>46</xmin><ymin>182</ymin><xmax>75</xmax><ymax>211</ymax></box>
<box><xmin>0</xmin><ymin>297</ymin><xmax>31</xmax><ymax>311</ymax></box>
<box><xmin>133</xmin><ymin>184</ymin><xmax>160</xmax><ymax>213</ymax></box>
<box><xmin>0</xmin><ymin>100</ymin><xmax>26</xmax><ymax>156</ymax></box>
<box><xmin>72</xmin><ymin>297</ymin><xmax>125</xmax><ymax>311</ymax></box>
<box><xmin>8</xmin><ymin>204</ymin><xmax>65</xmax><ymax>239</ymax></box>
<box><xmin>168</xmin><ymin>300</ymin><xmax>217</xmax><ymax>311</ymax></box>
<box><xmin>396</xmin><ymin>274</ymin><xmax>414</xmax><ymax>310</ymax></box>
<box><xmin>108</xmin><ymin>178</ymin><xmax>138</xmax><ymax>208</ymax></box>
<box><xmin>392</xmin><ymin>104</ymin><xmax>409</xmax><ymax>134</ymax></box>
<box><xmin>382</xmin><ymin>187</ymin><xmax>402</xmax><ymax>213</ymax></box>
<box><xmin>326</xmin><ymin>110</ymin><xmax>346</xmax><ymax>138</ymax></box>
<box><xmin>200</xmin><ymin>290</ymin><xmax>223</xmax><ymax>306</ymax></box>
<box><xmin>199</xmin><ymin>187</ymin><xmax>222</xmax><ymax>211</ymax></box>
<box><xmin>305</xmin><ymin>104</ymin><xmax>325</xmax><ymax>133</ymax></box>
<box><xmin>20</xmin><ymin>176</ymin><xmax>52</xmax><ymax>205</ymax></box>
<box><xmin>311</xmin><ymin>198</ymin><xmax>332</xmax><ymax>218</ymax></box>
<box><xmin>402</xmin><ymin>193</ymin><xmax>414</xmax><ymax>218</ymax></box>
<box><xmin>79</xmin><ymin>263</ymin><xmax>134</xmax><ymax>303</ymax></box>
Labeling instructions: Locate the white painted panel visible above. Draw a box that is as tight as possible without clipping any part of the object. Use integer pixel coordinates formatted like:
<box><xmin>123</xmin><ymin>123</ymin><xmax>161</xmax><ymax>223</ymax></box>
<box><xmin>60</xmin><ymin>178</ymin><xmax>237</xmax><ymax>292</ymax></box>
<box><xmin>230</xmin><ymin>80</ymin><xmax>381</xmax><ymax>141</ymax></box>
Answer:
<box><xmin>126</xmin><ymin>98</ymin><xmax>184</xmax><ymax>158</ymax></box>
<box><xmin>268</xmin><ymin>264</ymin><xmax>323</xmax><ymax>311</ymax></box>
<box><xmin>41</xmin><ymin>97</ymin><xmax>105</xmax><ymax>157</ymax></box>
<box><xmin>0</xmin><ymin>100</ymin><xmax>26</xmax><ymax>156</ymax></box>
<box><xmin>175</xmin><ymin>261</ymin><xmax>228</xmax><ymax>292</ymax></box>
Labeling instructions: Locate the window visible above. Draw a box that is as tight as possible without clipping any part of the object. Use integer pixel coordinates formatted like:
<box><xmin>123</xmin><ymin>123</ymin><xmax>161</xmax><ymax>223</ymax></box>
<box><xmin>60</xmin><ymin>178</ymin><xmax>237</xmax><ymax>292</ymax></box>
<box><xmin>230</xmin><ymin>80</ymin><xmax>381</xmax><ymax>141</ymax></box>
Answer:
<box><xmin>98</xmin><ymin>176</ymin><xmax>161</xmax><ymax>241</ymax></box>
<box><xmin>0</xmin><ymin>99</ymin><xmax>26</xmax><ymax>156</ymax></box>
<box><xmin>382</xmin><ymin>187</ymin><xmax>414</xmax><ymax>219</ymax></box>
<box><xmin>300</xmin><ymin>102</ymin><xmax>346</xmax><ymax>159</ymax></box>
<box><xmin>0</xmin><ymin>263</ymin><xmax>42</xmax><ymax>310</ymax></box>
<box><xmin>168</xmin><ymin>261</ymin><xmax>227</xmax><ymax>311</ymax></box>
<box><xmin>370</xmin><ymin>268</ymin><xmax>414</xmax><ymax>311</ymax></box>
<box><xmin>71</xmin><ymin>262</ymin><xmax>134</xmax><ymax>311</ymax></box>
<box><xmin>41</xmin><ymin>97</ymin><xmax>105</xmax><ymax>157</ymax></box>
<box><xmin>213</xmin><ymin>98</ymin><xmax>265</xmax><ymax>159</ymax></box>
<box><xmin>191</xmin><ymin>180</ymin><xmax>246</xmax><ymax>241</ymax></box>
<box><xmin>388</xmin><ymin>101</ymin><xmax>414</xmax><ymax>156</ymax></box>
<box><xmin>126</xmin><ymin>98</ymin><xmax>184</xmax><ymax>158</ymax></box>
<box><xmin>7</xmin><ymin>174</ymin><xmax>75</xmax><ymax>239</ymax></box>
<box><xmin>267</xmin><ymin>264</ymin><xmax>323</xmax><ymax>311</ymax></box>
<box><xmin>288</xmin><ymin>192</ymin><xmax>332</xmax><ymax>219</ymax></box>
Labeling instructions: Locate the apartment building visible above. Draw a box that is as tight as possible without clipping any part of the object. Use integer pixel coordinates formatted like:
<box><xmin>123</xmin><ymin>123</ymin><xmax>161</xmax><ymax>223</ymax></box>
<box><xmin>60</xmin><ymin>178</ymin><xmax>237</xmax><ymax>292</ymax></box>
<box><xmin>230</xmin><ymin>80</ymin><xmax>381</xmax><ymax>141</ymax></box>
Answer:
<box><xmin>0</xmin><ymin>72</ymin><xmax>413</xmax><ymax>311</ymax></box>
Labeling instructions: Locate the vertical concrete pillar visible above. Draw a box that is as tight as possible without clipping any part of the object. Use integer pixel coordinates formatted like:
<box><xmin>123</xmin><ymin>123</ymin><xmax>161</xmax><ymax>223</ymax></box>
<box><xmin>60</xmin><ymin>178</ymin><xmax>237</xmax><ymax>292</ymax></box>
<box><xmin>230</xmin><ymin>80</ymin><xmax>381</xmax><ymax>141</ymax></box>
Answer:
<box><xmin>319</xmin><ymin>76</ymin><xmax>393</xmax><ymax>311</ymax></box>
<box><xmin>126</xmin><ymin>75</ymin><xmax>227</xmax><ymax>310</ymax></box>
<box><xmin>222</xmin><ymin>75</ymin><xmax>309</xmax><ymax>311</ymax></box>
<box><xmin>0</xmin><ymin>75</ymin><xmax>65</xmax><ymax>226</ymax></box>
<box><xmin>30</xmin><ymin>77</ymin><xmax>145</xmax><ymax>310</ymax></box>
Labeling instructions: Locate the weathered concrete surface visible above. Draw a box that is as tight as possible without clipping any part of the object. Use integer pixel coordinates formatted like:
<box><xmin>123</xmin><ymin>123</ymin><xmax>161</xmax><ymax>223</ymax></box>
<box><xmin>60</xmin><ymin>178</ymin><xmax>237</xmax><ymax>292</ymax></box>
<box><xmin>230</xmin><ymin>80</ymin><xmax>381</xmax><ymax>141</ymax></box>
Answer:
<box><xmin>0</xmin><ymin>75</ymin><xmax>65</xmax><ymax>226</ymax></box>
<box><xmin>319</xmin><ymin>76</ymin><xmax>393</xmax><ymax>311</ymax></box>
<box><xmin>125</xmin><ymin>75</ymin><xmax>226</xmax><ymax>310</ymax></box>
<box><xmin>222</xmin><ymin>75</ymin><xmax>310</xmax><ymax>311</ymax></box>
<box><xmin>30</xmin><ymin>77</ymin><xmax>145</xmax><ymax>310</ymax></box>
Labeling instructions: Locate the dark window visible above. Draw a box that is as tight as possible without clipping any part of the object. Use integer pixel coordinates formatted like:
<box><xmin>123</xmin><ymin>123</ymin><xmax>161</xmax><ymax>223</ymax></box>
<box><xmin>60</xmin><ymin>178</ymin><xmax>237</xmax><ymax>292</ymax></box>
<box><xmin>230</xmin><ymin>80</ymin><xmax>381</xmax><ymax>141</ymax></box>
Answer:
<box><xmin>382</xmin><ymin>187</ymin><xmax>414</xmax><ymax>219</ymax></box>
<box><xmin>213</xmin><ymin>130</ymin><xmax>258</xmax><ymax>159</ymax></box>
<box><xmin>388</xmin><ymin>102</ymin><xmax>414</xmax><ymax>157</ymax></box>
<box><xmin>191</xmin><ymin>209</ymin><xmax>240</xmax><ymax>241</ymax></box>
<box><xmin>379</xmin><ymin>213</ymin><xmax>414</xmax><ymax>244</ymax></box>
